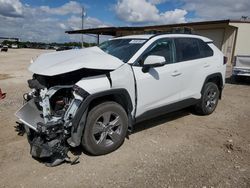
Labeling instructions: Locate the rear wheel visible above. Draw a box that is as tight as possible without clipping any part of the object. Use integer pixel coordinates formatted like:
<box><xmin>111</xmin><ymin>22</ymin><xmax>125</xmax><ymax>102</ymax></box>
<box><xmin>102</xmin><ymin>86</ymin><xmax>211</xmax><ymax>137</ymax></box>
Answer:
<box><xmin>82</xmin><ymin>101</ymin><xmax>128</xmax><ymax>155</ymax></box>
<box><xmin>195</xmin><ymin>82</ymin><xmax>220</xmax><ymax>115</ymax></box>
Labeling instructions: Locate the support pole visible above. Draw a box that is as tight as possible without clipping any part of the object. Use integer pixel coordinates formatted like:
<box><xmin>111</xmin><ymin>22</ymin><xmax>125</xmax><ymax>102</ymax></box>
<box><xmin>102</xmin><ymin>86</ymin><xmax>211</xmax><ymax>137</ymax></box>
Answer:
<box><xmin>81</xmin><ymin>7</ymin><xmax>85</xmax><ymax>48</ymax></box>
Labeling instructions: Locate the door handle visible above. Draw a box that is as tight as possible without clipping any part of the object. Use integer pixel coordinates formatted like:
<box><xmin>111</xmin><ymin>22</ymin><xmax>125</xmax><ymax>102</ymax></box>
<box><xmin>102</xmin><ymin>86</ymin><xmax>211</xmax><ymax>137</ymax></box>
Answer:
<box><xmin>171</xmin><ymin>70</ymin><xmax>182</xmax><ymax>77</ymax></box>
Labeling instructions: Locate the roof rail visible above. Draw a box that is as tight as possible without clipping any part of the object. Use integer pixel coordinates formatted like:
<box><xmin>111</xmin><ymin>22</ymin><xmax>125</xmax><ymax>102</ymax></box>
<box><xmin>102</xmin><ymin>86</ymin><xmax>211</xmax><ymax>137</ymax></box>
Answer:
<box><xmin>148</xmin><ymin>27</ymin><xmax>195</xmax><ymax>39</ymax></box>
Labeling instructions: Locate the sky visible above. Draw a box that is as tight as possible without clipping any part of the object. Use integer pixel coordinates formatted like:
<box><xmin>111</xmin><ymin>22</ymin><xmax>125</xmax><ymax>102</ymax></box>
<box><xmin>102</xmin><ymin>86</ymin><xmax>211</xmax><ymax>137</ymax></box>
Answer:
<box><xmin>0</xmin><ymin>0</ymin><xmax>249</xmax><ymax>43</ymax></box>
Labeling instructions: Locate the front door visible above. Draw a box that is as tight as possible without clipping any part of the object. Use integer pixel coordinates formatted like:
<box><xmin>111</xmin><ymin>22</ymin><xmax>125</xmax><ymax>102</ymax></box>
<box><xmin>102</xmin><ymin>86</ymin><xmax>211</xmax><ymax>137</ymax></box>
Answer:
<box><xmin>132</xmin><ymin>38</ymin><xmax>183</xmax><ymax>117</ymax></box>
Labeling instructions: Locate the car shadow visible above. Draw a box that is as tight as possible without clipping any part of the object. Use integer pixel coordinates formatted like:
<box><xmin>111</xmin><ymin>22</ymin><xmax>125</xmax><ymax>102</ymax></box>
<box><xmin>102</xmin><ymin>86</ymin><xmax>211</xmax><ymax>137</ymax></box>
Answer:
<box><xmin>70</xmin><ymin>108</ymin><xmax>191</xmax><ymax>157</ymax></box>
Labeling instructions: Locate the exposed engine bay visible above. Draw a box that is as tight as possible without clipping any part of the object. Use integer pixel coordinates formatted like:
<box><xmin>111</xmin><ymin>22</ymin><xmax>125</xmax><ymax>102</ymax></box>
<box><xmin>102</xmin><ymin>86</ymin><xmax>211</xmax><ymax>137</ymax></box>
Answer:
<box><xmin>16</xmin><ymin>68</ymin><xmax>110</xmax><ymax>166</ymax></box>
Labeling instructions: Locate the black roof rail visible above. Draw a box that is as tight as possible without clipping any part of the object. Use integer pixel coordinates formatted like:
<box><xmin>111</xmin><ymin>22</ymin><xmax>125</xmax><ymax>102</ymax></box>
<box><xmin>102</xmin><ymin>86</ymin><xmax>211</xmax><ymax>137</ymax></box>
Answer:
<box><xmin>148</xmin><ymin>27</ymin><xmax>196</xmax><ymax>39</ymax></box>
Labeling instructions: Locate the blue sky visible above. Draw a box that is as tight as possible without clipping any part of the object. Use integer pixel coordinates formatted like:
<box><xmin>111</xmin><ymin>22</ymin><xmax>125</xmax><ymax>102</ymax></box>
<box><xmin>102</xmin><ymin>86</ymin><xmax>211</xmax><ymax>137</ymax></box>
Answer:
<box><xmin>21</xmin><ymin>0</ymin><xmax>116</xmax><ymax>22</ymax></box>
<box><xmin>0</xmin><ymin>0</ymin><xmax>249</xmax><ymax>42</ymax></box>
<box><xmin>20</xmin><ymin>0</ymin><xmax>196</xmax><ymax>26</ymax></box>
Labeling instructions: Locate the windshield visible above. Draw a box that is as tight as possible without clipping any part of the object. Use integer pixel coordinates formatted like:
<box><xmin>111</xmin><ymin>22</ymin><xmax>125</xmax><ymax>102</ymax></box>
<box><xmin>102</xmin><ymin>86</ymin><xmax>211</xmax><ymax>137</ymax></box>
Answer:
<box><xmin>99</xmin><ymin>39</ymin><xmax>147</xmax><ymax>63</ymax></box>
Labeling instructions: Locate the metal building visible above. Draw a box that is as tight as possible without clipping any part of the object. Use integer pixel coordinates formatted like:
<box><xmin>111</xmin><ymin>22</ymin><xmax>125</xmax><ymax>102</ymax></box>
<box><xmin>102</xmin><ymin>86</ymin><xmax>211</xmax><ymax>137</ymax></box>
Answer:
<box><xmin>66</xmin><ymin>19</ymin><xmax>250</xmax><ymax>64</ymax></box>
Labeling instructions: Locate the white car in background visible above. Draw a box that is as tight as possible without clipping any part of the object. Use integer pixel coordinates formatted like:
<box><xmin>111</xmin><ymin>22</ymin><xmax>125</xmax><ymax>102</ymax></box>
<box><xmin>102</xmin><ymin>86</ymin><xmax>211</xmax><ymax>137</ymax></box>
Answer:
<box><xmin>11</xmin><ymin>44</ymin><xmax>18</xmax><ymax>49</ymax></box>
<box><xmin>16</xmin><ymin>34</ymin><xmax>226</xmax><ymax>166</ymax></box>
<box><xmin>232</xmin><ymin>55</ymin><xmax>250</xmax><ymax>80</ymax></box>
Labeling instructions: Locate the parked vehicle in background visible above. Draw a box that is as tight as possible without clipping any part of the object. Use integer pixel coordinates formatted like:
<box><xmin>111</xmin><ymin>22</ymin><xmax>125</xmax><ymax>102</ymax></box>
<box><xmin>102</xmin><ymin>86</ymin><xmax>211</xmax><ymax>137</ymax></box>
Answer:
<box><xmin>16</xmin><ymin>34</ymin><xmax>226</xmax><ymax>166</ymax></box>
<box><xmin>232</xmin><ymin>55</ymin><xmax>250</xmax><ymax>81</ymax></box>
<box><xmin>53</xmin><ymin>46</ymin><xmax>59</xmax><ymax>50</ymax></box>
<box><xmin>56</xmin><ymin>46</ymin><xmax>73</xmax><ymax>51</ymax></box>
<box><xmin>1</xmin><ymin>45</ymin><xmax>8</xmax><ymax>52</ymax></box>
<box><xmin>11</xmin><ymin>44</ymin><xmax>18</xmax><ymax>49</ymax></box>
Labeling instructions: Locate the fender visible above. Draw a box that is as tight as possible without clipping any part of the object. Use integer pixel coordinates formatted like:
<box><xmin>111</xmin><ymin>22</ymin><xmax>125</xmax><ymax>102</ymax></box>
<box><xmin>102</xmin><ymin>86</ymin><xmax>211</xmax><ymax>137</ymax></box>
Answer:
<box><xmin>68</xmin><ymin>88</ymin><xmax>133</xmax><ymax>147</ymax></box>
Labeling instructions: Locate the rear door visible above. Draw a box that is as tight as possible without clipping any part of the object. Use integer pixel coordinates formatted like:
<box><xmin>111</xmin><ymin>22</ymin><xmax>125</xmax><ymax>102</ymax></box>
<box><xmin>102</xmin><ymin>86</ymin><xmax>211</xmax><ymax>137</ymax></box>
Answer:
<box><xmin>174</xmin><ymin>38</ymin><xmax>215</xmax><ymax>100</ymax></box>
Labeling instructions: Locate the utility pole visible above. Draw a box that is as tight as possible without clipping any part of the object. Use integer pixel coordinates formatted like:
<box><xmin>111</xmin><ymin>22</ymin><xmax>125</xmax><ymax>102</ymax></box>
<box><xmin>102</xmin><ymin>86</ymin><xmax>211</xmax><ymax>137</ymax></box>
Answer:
<box><xmin>81</xmin><ymin>6</ymin><xmax>86</xmax><ymax>48</ymax></box>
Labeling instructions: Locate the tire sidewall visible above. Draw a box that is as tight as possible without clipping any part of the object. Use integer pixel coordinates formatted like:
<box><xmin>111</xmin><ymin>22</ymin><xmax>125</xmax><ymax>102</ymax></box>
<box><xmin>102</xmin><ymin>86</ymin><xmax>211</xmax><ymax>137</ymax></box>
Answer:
<box><xmin>201</xmin><ymin>82</ymin><xmax>219</xmax><ymax>115</ymax></box>
<box><xmin>82</xmin><ymin>102</ymin><xmax>128</xmax><ymax>155</ymax></box>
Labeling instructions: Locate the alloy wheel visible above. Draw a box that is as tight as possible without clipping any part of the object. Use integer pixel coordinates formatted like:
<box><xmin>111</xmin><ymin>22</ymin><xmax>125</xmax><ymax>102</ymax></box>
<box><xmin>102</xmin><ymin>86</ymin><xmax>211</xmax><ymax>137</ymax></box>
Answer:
<box><xmin>205</xmin><ymin>88</ymin><xmax>217</xmax><ymax>111</ymax></box>
<box><xmin>92</xmin><ymin>111</ymin><xmax>122</xmax><ymax>147</ymax></box>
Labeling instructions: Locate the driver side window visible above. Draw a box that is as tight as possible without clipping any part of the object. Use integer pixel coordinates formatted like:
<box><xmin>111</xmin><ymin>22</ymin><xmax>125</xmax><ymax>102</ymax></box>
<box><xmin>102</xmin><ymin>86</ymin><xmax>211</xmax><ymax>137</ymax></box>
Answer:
<box><xmin>140</xmin><ymin>38</ymin><xmax>174</xmax><ymax>65</ymax></box>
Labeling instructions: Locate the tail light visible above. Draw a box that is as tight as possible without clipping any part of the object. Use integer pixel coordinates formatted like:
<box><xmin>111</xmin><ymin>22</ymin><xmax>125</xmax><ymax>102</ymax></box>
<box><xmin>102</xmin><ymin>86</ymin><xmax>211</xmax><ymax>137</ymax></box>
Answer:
<box><xmin>223</xmin><ymin>56</ymin><xmax>228</xmax><ymax>65</ymax></box>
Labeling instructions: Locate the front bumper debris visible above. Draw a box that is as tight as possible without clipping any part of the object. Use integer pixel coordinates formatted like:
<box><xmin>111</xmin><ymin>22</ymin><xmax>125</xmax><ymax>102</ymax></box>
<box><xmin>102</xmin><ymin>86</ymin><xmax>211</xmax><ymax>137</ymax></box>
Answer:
<box><xmin>15</xmin><ymin>91</ymin><xmax>83</xmax><ymax>166</ymax></box>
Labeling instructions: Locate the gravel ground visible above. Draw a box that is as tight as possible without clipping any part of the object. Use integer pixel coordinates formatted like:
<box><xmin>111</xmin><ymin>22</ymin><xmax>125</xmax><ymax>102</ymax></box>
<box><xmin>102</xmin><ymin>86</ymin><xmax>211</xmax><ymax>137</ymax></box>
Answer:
<box><xmin>0</xmin><ymin>49</ymin><xmax>249</xmax><ymax>188</ymax></box>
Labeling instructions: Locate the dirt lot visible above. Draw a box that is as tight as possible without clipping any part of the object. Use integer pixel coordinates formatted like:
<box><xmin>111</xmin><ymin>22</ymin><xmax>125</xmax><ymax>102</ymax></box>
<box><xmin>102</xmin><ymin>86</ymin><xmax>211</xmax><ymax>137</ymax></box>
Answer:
<box><xmin>0</xmin><ymin>49</ymin><xmax>249</xmax><ymax>188</ymax></box>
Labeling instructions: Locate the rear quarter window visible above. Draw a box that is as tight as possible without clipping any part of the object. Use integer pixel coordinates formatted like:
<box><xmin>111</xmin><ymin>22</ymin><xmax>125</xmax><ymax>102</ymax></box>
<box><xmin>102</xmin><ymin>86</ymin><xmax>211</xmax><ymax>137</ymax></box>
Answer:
<box><xmin>174</xmin><ymin>38</ymin><xmax>213</xmax><ymax>62</ymax></box>
<box><xmin>198</xmin><ymin>40</ymin><xmax>214</xmax><ymax>57</ymax></box>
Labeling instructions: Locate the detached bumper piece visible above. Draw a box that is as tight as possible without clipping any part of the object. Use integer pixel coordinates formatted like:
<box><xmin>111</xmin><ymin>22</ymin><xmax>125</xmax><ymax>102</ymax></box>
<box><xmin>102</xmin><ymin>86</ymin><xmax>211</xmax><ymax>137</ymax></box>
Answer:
<box><xmin>14</xmin><ymin>122</ymin><xmax>25</xmax><ymax>136</ymax></box>
<box><xmin>29</xmin><ymin>135</ymin><xmax>68</xmax><ymax>167</ymax></box>
<box><xmin>23</xmin><ymin>120</ymin><xmax>68</xmax><ymax>166</ymax></box>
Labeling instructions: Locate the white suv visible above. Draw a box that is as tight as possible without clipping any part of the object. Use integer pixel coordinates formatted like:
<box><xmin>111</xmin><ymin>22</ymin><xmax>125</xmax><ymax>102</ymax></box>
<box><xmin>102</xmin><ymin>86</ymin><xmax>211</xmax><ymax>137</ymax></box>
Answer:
<box><xmin>16</xmin><ymin>34</ymin><xmax>226</xmax><ymax>166</ymax></box>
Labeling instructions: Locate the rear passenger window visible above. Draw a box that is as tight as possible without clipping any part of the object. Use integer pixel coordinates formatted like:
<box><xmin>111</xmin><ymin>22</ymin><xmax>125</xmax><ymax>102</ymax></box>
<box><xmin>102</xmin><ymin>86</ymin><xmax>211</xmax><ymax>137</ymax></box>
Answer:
<box><xmin>175</xmin><ymin>38</ymin><xmax>213</xmax><ymax>62</ymax></box>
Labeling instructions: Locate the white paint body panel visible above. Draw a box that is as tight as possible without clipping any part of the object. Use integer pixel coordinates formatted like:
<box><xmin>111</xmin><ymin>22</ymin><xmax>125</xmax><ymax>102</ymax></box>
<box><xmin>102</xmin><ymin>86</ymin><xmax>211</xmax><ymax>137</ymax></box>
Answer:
<box><xmin>76</xmin><ymin>75</ymin><xmax>111</xmax><ymax>94</ymax></box>
<box><xmin>75</xmin><ymin>64</ymin><xmax>136</xmax><ymax>114</ymax></box>
<box><xmin>29</xmin><ymin>46</ymin><xmax>124</xmax><ymax>76</ymax></box>
<box><xmin>110</xmin><ymin>64</ymin><xmax>136</xmax><ymax>114</ymax></box>
<box><xmin>133</xmin><ymin>64</ymin><xmax>183</xmax><ymax>116</ymax></box>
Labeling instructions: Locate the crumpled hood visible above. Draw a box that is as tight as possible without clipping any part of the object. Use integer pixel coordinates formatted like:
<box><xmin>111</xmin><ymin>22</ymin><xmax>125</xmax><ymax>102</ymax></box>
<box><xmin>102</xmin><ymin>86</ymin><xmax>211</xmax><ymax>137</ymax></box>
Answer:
<box><xmin>29</xmin><ymin>46</ymin><xmax>124</xmax><ymax>76</ymax></box>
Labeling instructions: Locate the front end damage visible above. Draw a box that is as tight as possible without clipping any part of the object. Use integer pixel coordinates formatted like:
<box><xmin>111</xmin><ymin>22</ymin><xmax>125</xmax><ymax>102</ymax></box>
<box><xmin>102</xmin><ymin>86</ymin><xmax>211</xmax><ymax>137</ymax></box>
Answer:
<box><xmin>15</xmin><ymin>47</ymin><xmax>127</xmax><ymax>166</ymax></box>
<box><xmin>15</xmin><ymin>70</ymin><xmax>108</xmax><ymax>166</ymax></box>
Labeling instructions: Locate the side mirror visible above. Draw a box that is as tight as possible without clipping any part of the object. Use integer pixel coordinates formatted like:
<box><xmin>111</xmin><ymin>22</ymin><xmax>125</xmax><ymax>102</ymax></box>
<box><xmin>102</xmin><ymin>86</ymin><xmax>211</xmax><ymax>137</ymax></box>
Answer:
<box><xmin>142</xmin><ymin>55</ymin><xmax>166</xmax><ymax>73</ymax></box>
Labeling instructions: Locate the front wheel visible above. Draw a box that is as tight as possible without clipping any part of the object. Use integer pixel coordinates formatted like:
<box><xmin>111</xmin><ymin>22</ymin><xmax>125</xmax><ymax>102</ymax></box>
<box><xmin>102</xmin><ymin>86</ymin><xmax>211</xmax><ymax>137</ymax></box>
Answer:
<box><xmin>82</xmin><ymin>101</ymin><xmax>128</xmax><ymax>155</ymax></box>
<box><xmin>195</xmin><ymin>82</ymin><xmax>220</xmax><ymax>115</ymax></box>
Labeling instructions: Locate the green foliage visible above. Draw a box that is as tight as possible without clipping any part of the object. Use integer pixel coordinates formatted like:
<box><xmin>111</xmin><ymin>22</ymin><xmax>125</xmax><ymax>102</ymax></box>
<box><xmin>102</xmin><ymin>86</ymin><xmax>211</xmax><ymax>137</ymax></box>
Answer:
<box><xmin>1</xmin><ymin>40</ymin><xmax>97</xmax><ymax>49</ymax></box>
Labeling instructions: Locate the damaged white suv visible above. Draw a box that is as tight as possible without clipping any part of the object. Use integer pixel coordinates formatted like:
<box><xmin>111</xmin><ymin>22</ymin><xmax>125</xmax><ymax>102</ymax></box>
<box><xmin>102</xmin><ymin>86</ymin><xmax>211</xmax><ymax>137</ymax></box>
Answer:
<box><xmin>16</xmin><ymin>34</ymin><xmax>226</xmax><ymax>166</ymax></box>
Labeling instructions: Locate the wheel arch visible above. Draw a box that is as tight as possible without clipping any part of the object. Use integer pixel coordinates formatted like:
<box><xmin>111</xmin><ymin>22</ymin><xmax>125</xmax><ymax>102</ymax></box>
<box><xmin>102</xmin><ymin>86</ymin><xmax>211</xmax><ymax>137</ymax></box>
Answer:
<box><xmin>68</xmin><ymin>88</ymin><xmax>133</xmax><ymax>147</ymax></box>
<box><xmin>202</xmin><ymin>73</ymin><xmax>224</xmax><ymax>99</ymax></box>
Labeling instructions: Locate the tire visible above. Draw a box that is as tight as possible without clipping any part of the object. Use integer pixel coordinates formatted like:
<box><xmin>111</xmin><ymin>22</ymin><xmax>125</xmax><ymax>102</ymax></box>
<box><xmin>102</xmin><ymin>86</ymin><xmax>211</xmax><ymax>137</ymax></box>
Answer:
<box><xmin>195</xmin><ymin>82</ymin><xmax>220</xmax><ymax>115</ymax></box>
<box><xmin>82</xmin><ymin>101</ymin><xmax>128</xmax><ymax>155</ymax></box>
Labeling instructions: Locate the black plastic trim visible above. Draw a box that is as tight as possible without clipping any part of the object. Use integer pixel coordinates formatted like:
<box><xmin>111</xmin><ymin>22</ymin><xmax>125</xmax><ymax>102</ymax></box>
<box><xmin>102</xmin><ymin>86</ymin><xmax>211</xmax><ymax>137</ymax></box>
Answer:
<box><xmin>135</xmin><ymin>98</ymin><xmax>199</xmax><ymax>124</ymax></box>
<box><xmin>130</xmin><ymin>65</ymin><xmax>138</xmax><ymax>120</ymax></box>
<box><xmin>106</xmin><ymin>73</ymin><xmax>112</xmax><ymax>87</ymax></box>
